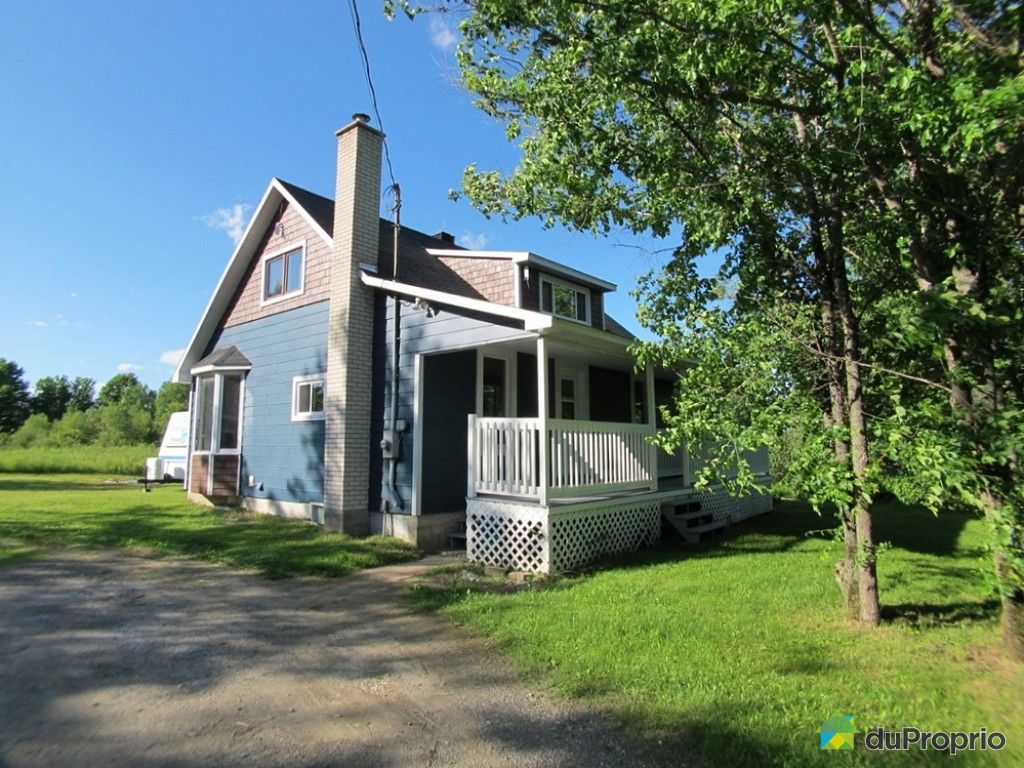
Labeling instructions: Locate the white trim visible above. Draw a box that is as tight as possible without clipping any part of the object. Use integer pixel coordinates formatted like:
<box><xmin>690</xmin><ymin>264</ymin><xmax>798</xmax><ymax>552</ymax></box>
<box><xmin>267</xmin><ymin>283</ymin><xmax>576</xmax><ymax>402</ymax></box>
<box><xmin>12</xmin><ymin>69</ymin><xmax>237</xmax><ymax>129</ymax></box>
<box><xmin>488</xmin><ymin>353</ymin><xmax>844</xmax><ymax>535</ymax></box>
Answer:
<box><xmin>476</xmin><ymin>348</ymin><xmax>516</xmax><ymax>418</ymax></box>
<box><xmin>360</xmin><ymin>271</ymin><xmax>553</xmax><ymax>331</ymax></box>
<box><xmin>513</xmin><ymin>262</ymin><xmax>523</xmax><ymax>309</ymax></box>
<box><xmin>426</xmin><ymin>248</ymin><xmax>528</xmax><ymax>260</ymax></box>
<box><xmin>259</xmin><ymin>239</ymin><xmax>307</xmax><ymax>307</ymax></box>
<box><xmin>425</xmin><ymin>248</ymin><xmax>616</xmax><ymax>291</ymax></box>
<box><xmin>291</xmin><ymin>373</ymin><xmax>326</xmax><ymax>422</ymax></box>
<box><xmin>273</xmin><ymin>178</ymin><xmax>332</xmax><ymax>246</ymax></box>
<box><xmin>190</xmin><ymin>364</ymin><xmax>251</xmax><ymax>376</ymax></box>
<box><xmin>540</xmin><ymin>274</ymin><xmax>592</xmax><ymax>326</ymax></box>
<box><xmin>412</xmin><ymin>354</ymin><xmax>424</xmax><ymax>516</ymax></box>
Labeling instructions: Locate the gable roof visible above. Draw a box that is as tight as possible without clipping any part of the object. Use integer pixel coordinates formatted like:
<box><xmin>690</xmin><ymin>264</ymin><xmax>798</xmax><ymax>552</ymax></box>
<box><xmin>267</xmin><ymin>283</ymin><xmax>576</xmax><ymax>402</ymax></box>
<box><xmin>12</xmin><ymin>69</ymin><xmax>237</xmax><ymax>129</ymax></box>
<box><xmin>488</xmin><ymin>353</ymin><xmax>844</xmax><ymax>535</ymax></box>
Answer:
<box><xmin>192</xmin><ymin>345</ymin><xmax>252</xmax><ymax>371</ymax></box>
<box><xmin>174</xmin><ymin>179</ymin><xmax>634</xmax><ymax>382</ymax></box>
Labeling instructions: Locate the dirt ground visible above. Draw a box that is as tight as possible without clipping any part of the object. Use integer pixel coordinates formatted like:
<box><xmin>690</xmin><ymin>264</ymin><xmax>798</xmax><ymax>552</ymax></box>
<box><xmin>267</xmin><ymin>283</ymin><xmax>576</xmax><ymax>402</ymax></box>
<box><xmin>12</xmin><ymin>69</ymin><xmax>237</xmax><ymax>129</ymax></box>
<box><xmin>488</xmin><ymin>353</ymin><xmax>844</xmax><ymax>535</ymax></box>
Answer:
<box><xmin>0</xmin><ymin>550</ymin><xmax>661</xmax><ymax>768</ymax></box>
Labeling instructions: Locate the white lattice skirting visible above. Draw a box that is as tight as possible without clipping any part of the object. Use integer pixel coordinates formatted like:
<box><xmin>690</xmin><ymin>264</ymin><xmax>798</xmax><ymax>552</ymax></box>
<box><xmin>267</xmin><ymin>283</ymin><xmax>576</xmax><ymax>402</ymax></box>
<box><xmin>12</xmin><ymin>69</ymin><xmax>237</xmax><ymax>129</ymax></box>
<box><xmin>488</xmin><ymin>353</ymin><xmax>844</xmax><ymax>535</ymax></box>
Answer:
<box><xmin>467</xmin><ymin>482</ymin><xmax>773</xmax><ymax>574</ymax></box>
<box><xmin>467</xmin><ymin>497</ymin><xmax>661</xmax><ymax>574</ymax></box>
<box><xmin>692</xmin><ymin>481</ymin><xmax>774</xmax><ymax>525</ymax></box>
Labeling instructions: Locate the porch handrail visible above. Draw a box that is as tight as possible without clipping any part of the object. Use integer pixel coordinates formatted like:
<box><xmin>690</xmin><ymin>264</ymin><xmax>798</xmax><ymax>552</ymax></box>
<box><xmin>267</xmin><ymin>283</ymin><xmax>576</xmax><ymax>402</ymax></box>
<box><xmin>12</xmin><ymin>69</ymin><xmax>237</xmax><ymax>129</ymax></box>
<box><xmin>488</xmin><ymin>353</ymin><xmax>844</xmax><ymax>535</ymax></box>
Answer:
<box><xmin>469</xmin><ymin>416</ymin><xmax>657</xmax><ymax>500</ymax></box>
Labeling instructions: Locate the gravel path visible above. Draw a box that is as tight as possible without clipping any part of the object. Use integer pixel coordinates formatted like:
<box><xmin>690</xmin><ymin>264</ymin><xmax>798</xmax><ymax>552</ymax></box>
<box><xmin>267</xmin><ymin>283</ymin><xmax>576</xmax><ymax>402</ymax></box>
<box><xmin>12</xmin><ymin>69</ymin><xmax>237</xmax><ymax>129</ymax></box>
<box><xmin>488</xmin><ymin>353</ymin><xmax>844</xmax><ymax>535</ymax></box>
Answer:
<box><xmin>0</xmin><ymin>550</ymin><xmax>660</xmax><ymax>768</ymax></box>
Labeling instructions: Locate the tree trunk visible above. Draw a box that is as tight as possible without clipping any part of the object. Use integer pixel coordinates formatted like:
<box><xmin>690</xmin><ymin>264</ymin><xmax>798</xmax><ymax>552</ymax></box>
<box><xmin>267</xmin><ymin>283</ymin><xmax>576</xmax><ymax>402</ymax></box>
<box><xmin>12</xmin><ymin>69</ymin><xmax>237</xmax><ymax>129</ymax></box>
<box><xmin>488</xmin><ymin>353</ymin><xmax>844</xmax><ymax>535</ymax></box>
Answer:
<box><xmin>822</xmin><ymin>297</ymin><xmax>860</xmax><ymax>620</ymax></box>
<box><xmin>831</xmin><ymin>212</ymin><xmax>881</xmax><ymax>626</ymax></box>
<box><xmin>996</xmin><ymin>549</ymin><xmax>1024</xmax><ymax>660</ymax></box>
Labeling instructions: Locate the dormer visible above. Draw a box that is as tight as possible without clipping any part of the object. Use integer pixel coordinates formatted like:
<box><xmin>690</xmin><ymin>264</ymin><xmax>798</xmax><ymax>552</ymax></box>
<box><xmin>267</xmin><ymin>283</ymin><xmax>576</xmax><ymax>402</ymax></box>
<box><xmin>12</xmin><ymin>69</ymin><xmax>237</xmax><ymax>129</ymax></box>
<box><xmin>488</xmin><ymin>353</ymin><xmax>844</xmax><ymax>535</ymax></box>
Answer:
<box><xmin>424</xmin><ymin>247</ymin><xmax>615</xmax><ymax>330</ymax></box>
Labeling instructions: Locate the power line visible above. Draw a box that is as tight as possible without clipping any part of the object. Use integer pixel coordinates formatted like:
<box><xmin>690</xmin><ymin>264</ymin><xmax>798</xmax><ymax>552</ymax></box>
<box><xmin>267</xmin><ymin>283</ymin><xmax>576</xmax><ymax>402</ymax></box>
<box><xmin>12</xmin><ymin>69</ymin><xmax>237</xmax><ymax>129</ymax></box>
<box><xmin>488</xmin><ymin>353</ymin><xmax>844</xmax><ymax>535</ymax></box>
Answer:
<box><xmin>346</xmin><ymin>0</ymin><xmax>398</xmax><ymax>193</ymax></box>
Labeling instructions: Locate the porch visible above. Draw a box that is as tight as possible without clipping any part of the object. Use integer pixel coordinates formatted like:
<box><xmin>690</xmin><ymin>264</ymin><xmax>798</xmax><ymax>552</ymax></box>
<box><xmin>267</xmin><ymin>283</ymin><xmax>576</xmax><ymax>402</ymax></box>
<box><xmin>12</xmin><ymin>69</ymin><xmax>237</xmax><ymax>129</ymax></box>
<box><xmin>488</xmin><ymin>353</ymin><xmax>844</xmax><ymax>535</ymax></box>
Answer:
<box><xmin>442</xmin><ymin>329</ymin><xmax>771</xmax><ymax>573</ymax></box>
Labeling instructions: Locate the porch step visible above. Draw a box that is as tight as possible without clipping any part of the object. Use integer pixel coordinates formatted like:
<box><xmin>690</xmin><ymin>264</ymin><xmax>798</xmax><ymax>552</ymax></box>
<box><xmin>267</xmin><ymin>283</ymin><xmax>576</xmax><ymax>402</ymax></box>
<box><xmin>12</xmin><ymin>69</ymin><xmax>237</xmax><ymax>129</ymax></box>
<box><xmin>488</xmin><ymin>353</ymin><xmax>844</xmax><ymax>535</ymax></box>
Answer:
<box><xmin>661</xmin><ymin>499</ymin><xmax>726</xmax><ymax>543</ymax></box>
<box><xmin>676</xmin><ymin>520</ymin><xmax>727</xmax><ymax>543</ymax></box>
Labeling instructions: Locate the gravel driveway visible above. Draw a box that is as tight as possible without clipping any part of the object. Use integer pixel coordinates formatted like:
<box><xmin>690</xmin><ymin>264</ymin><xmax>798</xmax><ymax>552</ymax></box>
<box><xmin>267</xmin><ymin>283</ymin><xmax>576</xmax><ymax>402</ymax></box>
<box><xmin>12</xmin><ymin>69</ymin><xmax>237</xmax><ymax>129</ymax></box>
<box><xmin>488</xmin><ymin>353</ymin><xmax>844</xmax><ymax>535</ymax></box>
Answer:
<box><xmin>0</xmin><ymin>550</ymin><xmax>658</xmax><ymax>768</ymax></box>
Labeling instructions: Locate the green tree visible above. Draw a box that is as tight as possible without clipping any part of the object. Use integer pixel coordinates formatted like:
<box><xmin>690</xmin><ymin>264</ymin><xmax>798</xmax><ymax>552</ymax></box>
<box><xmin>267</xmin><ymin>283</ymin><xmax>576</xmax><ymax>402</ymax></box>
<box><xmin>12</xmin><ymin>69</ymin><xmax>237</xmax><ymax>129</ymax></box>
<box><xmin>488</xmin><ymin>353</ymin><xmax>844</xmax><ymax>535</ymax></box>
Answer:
<box><xmin>154</xmin><ymin>381</ymin><xmax>189</xmax><ymax>437</ymax></box>
<box><xmin>68</xmin><ymin>376</ymin><xmax>95</xmax><ymax>412</ymax></box>
<box><xmin>97</xmin><ymin>372</ymin><xmax>154</xmax><ymax>409</ymax></box>
<box><xmin>417</xmin><ymin>0</ymin><xmax>1024</xmax><ymax>650</ymax></box>
<box><xmin>30</xmin><ymin>375</ymin><xmax>73</xmax><ymax>421</ymax></box>
<box><xmin>0</xmin><ymin>358</ymin><xmax>31</xmax><ymax>434</ymax></box>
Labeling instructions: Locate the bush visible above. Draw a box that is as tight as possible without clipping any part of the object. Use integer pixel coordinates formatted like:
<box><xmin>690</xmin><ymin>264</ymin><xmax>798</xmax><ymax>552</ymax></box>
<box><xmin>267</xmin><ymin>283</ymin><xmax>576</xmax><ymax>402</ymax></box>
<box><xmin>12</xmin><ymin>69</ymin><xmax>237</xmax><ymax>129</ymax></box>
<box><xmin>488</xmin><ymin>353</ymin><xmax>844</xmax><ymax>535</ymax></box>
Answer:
<box><xmin>7</xmin><ymin>413</ymin><xmax>52</xmax><ymax>448</ymax></box>
<box><xmin>49</xmin><ymin>409</ymin><xmax>99</xmax><ymax>446</ymax></box>
<box><xmin>96</xmin><ymin>400</ymin><xmax>156</xmax><ymax>446</ymax></box>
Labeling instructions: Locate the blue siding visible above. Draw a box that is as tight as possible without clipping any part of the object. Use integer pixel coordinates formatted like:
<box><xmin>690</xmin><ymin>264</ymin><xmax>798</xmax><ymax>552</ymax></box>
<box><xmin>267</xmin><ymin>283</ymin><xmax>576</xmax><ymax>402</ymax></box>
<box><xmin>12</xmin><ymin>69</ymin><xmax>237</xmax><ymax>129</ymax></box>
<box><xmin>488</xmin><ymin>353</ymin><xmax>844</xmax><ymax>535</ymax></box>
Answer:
<box><xmin>372</xmin><ymin>294</ymin><xmax>528</xmax><ymax>513</ymax></box>
<box><xmin>207</xmin><ymin>301</ymin><xmax>328</xmax><ymax>504</ymax></box>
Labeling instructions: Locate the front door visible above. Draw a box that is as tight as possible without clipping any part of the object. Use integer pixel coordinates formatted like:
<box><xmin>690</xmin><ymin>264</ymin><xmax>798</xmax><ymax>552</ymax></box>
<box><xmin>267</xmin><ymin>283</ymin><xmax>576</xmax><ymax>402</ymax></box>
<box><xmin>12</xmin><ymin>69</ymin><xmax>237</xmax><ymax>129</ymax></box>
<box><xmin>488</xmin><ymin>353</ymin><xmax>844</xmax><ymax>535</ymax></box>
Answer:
<box><xmin>556</xmin><ymin>365</ymin><xmax>587</xmax><ymax>420</ymax></box>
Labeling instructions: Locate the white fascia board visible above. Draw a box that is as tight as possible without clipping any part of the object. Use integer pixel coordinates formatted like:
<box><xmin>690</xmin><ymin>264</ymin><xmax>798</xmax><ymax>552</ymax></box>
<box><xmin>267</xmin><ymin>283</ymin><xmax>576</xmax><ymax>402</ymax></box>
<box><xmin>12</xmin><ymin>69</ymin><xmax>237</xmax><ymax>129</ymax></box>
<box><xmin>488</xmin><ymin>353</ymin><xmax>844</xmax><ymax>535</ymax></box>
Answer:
<box><xmin>190</xmin><ymin>364</ymin><xmax>252</xmax><ymax>376</ymax></box>
<box><xmin>271</xmin><ymin>178</ymin><xmax>332</xmax><ymax>247</ymax></box>
<box><xmin>360</xmin><ymin>272</ymin><xmax>553</xmax><ymax>331</ymax></box>
<box><xmin>173</xmin><ymin>181</ymin><xmax>283</xmax><ymax>383</ymax></box>
<box><xmin>425</xmin><ymin>248</ymin><xmax>528</xmax><ymax>260</ymax></box>
<box><xmin>524</xmin><ymin>253</ymin><xmax>617</xmax><ymax>291</ymax></box>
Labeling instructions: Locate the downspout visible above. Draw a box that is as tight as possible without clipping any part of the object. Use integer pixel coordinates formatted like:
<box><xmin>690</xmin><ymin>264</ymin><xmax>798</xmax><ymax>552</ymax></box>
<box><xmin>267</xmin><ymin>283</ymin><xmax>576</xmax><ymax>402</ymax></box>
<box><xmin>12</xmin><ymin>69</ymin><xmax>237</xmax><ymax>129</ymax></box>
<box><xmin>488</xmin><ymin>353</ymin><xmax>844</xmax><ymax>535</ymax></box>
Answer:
<box><xmin>381</xmin><ymin>183</ymin><xmax>404</xmax><ymax>513</ymax></box>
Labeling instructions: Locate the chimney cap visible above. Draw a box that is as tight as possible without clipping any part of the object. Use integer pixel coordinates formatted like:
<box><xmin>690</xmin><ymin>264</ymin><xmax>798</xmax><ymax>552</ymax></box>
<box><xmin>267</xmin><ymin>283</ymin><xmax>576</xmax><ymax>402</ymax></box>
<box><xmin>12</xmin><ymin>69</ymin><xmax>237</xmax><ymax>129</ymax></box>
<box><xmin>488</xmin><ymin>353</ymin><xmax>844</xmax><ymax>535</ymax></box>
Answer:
<box><xmin>432</xmin><ymin>231</ymin><xmax>455</xmax><ymax>244</ymax></box>
<box><xmin>337</xmin><ymin>113</ymin><xmax>384</xmax><ymax>138</ymax></box>
<box><xmin>352</xmin><ymin>112</ymin><xmax>371</xmax><ymax>124</ymax></box>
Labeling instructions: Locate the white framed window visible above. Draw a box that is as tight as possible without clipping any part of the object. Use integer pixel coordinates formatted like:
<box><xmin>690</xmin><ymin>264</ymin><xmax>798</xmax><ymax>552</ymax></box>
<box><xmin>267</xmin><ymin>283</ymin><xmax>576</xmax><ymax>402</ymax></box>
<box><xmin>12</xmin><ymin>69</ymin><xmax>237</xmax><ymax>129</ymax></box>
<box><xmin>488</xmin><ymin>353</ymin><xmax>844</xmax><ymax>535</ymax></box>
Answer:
<box><xmin>261</xmin><ymin>241</ymin><xmax>305</xmax><ymax>305</ymax></box>
<box><xmin>192</xmin><ymin>372</ymin><xmax>245</xmax><ymax>454</ymax></box>
<box><xmin>292</xmin><ymin>374</ymin><xmax>326</xmax><ymax>421</ymax></box>
<box><xmin>540</xmin><ymin>275</ymin><xmax>590</xmax><ymax>324</ymax></box>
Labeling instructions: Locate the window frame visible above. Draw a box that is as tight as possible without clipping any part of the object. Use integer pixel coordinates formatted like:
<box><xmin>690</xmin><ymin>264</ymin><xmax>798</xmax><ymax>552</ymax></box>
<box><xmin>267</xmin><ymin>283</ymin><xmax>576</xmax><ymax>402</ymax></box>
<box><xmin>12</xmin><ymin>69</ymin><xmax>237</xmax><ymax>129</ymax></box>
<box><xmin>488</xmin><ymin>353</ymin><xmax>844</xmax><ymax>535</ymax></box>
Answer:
<box><xmin>191</xmin><ymin>371</ymin><xmax>245</xmax><ymax>456</ymax></box>
<box><xmin>292</xmin><ymin>373</ymin><xmax>326</xmax><ymax>422</ymax></box>
<box><xmin>539</xmin><ymin>274</ymin><xmax>591</xmax><ymax>325</ymax></box>
<box><xmin>260</xmin><ymin>240</ymin><xmax>306</xmax><ymax>306</ymax></box>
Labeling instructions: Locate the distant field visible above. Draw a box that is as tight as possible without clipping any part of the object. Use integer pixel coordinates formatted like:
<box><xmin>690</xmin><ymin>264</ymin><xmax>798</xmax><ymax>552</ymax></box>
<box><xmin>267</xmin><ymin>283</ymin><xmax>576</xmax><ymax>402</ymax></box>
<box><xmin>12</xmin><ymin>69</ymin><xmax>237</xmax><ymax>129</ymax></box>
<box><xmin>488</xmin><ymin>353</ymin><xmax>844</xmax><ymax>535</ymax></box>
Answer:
<box><xmin>0</xmin><ymin>445</ymin><xmax>154</xmax><ymax>475</ymax></box>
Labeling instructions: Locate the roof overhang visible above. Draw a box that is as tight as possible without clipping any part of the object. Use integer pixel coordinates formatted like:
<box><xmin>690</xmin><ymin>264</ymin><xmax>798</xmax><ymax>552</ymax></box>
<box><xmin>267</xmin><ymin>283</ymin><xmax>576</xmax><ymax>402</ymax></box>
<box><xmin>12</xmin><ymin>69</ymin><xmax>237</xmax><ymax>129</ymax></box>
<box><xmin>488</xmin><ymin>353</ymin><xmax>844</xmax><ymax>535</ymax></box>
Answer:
<box><xmin>425</xmin><ymin>248</ymin><xmax>616</xmax><ymax>292</ymax></box>
<box><xmin>172</xmin><ymin>178</ymin><xmax>333</xmax><ymax>383</ymax></box>
<box><xmin>360</xmin><ymin>272</ymin><xmax>554</xmax><ymax>331</ymax></box>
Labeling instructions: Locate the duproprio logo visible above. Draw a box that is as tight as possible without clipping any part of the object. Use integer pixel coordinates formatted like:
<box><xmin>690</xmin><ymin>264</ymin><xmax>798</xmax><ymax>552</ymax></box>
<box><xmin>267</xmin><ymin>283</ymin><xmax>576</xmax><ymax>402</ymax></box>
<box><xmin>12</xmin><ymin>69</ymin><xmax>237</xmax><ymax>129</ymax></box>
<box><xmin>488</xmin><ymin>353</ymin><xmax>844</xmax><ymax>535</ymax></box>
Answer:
<box><xmin>819</xmin><ymin>711</ymin><xmax>858</xmax><ymax>750</ymax></box>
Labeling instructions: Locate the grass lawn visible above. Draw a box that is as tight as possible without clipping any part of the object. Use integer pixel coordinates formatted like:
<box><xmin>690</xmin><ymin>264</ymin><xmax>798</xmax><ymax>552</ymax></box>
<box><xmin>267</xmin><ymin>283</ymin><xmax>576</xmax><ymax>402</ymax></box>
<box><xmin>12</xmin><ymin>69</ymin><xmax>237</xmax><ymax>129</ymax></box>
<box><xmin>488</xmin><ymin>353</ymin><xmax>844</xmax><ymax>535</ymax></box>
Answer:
<box><xmin>411</xmin><ymin>501</ymin><xmax>1024</xmax><ymax>767</ymax></box>
<box><xmin>0</xmin><ymin>473</ymin><xmax>418</xmax><ymax>578</ymax></box>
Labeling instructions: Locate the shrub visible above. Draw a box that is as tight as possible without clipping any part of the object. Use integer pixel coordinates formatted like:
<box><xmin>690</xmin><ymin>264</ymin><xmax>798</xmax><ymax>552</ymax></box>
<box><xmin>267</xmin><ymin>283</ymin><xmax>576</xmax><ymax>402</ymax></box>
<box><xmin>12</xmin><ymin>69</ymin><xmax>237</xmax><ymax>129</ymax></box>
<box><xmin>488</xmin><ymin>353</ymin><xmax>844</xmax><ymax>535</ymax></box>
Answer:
<box><xmin>7</xmin><ymin>413</ymin><xmax>52</xmax><ymax>448</ymax></box>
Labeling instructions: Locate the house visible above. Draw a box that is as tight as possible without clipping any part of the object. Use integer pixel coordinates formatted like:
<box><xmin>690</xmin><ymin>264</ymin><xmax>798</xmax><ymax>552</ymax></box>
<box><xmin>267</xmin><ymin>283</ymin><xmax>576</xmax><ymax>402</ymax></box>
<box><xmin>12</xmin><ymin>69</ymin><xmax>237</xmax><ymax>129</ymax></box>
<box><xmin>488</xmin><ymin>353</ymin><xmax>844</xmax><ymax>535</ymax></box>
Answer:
<box><xmin>174</xmin><ymin>113</ymin><xmax>772</xmax><ymax>573</ymax></box>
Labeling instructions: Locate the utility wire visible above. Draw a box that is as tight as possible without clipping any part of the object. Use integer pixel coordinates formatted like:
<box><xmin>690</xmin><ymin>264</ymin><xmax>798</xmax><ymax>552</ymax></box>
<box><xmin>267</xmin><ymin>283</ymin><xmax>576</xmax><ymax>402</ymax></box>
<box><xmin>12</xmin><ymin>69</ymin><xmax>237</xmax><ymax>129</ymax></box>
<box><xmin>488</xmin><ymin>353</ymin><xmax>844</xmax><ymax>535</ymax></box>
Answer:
<box><xmin>346</xmin><ymin>0</ymin><xmax>398</xmax><ymax>193</ymax></box>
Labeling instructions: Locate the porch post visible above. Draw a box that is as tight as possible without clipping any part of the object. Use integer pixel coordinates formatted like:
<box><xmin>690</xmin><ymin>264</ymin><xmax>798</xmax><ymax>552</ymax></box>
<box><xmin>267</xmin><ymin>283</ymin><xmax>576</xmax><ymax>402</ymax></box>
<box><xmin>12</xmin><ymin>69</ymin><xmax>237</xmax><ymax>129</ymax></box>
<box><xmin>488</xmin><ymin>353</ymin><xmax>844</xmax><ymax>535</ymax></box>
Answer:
<box><xmin>537</xmin><ymin>335</ymin><xmax>549</xmax><ymax>506</ymax></box>
<box><xmin>467</xmin><ymin>414</ymin><xmax>477</xmax><ymax>499</ymax></box>
<box><xmin>645</xmin><ymin>365</ymin><xmax>658</xmax><ymax>491</ymax></box>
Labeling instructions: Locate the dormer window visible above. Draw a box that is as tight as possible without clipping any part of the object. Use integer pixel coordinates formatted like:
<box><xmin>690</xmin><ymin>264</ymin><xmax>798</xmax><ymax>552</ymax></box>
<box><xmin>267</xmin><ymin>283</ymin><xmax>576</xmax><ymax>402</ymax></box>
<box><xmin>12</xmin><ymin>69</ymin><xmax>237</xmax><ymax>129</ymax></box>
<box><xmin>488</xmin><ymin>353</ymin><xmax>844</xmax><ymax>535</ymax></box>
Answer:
<box><xmin>262</xmin><ymin>242</ymin><xmax>305</xmax><ymax>304</ymax></box>
<box><xmin>540</xmin><ymin>275</ymin><xmax>590</xmax><ymax>324</ymax></box>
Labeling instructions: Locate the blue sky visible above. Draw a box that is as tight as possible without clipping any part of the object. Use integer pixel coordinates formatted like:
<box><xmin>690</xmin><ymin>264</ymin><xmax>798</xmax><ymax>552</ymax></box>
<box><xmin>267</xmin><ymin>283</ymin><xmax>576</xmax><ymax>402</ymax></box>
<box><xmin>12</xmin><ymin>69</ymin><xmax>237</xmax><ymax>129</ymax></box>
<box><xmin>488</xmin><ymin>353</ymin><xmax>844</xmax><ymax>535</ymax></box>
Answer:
<box><xmin>1</xmin><ymin>1</ymin><xmax>677</xmax><ymax>392</ymax></box>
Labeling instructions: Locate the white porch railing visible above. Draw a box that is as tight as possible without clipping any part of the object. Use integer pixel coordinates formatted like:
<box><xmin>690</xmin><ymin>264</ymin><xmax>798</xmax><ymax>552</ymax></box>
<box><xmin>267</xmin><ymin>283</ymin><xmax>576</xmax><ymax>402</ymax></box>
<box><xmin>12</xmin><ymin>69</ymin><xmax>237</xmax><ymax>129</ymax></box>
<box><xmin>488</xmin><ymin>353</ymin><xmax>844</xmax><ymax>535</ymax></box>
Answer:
<box><xmin>468</xmin><ymin>416</ymin><xmax>656</xmax><ymax>500</ymax></box>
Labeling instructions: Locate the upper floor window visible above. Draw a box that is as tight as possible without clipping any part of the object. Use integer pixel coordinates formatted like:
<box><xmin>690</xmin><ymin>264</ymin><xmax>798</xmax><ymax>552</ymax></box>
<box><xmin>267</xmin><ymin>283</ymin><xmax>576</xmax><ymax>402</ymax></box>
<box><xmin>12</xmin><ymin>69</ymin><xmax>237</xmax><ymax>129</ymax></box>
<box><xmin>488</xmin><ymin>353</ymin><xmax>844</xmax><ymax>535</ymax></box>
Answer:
<box><xmin>540</xmin><ymin>275</ymin><xmax>590</xmax><ymax>324</ymax></box>
<box><xmin>262</xmin><ymin>243</ymin><xmax>304</xmax><ymax>304</ymax></box>
<box><xmin>292</xmin><ymin>374</ymin><xmax>326</xmax><ymax>421</ymax></box>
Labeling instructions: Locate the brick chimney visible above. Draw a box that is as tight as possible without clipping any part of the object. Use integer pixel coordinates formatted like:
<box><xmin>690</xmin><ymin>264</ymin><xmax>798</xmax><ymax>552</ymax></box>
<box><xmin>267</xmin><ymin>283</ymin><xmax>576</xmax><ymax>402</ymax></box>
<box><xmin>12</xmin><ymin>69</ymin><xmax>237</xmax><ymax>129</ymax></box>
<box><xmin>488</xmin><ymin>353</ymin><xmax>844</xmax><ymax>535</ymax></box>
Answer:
<box><xmin>323</xmin><ymin>113</ymin><xmax>383</xmax><ymax>534</ymax></box>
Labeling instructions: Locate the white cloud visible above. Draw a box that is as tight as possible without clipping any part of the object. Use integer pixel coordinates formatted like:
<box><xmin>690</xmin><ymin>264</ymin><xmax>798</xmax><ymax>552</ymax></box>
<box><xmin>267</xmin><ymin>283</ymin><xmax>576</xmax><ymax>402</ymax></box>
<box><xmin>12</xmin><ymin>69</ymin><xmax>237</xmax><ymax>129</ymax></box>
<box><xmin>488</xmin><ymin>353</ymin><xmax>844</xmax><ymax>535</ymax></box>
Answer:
<box><xmin>430</xmin><ymin>17</ymin><xmax>457</xmax><ymax>50</ymax></box>
<box><xmin>69</xmin><ymin>291</ymin><xmax>78</xmax><ymax>299</ymax></box>
<box><xmin>201</xmin><ymin>203</ymin><xmax>252</xmax><ymax>244</ymax></box>
<box><xmin>31</xmin><ymin>320</ymin><xmax>48</xmax><ymax>328</ymax></box>
<box><xmin>460</xmin><ymin>231</ymin><xmax>489</xmax><ymax>250</ymax></box>
<box><xmin>117</xmin><ymin>363</ymin><xmax>144</xmax><ymax>373</ymax></box>
<box><xmin>159</xmin><ymin>348</ymin><xmax>185</xmax><ymax>366</ymax></box>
